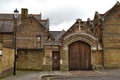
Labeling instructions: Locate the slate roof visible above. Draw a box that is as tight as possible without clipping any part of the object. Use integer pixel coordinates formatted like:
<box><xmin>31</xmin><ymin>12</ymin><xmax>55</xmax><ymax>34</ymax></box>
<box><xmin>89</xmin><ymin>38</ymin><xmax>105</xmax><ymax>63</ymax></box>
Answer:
<box><xmin>0</xmin><ymin>14</ymin><xmax>13</xmax><ymax>33</ymax></box>
<box><xmin>0</xmin><ymin>20</ymin><xmax>13</xmax><ymax>32</ymax></box>
<box><xmin>0</xmin><ymin>14</ymin><xmax>13</xmax><ymax>19</ymax></box>
<box><xmin>0</xmin><ymin>14</ymin><xmax>49</xmax><ymax>33</ymax></box>
<box><xmin>33</xmin><ymin>14</ymin><xmax>41</xmax><ymax>20</ymax></box>
<box><xmin>39</xmin><ymin>19</ymin><xmax>49</xmax><ymax>30</ymax></box>
<box><xmin>50</xmin><ymin>30</ymin><xmax>66</xmax><ymax>41</ymax></box>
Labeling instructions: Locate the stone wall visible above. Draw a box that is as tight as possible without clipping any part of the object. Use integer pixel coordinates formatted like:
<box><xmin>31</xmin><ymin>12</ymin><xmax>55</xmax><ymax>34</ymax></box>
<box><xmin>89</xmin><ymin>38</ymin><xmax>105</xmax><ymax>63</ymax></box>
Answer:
<box><xmin>17</xmin><ymin>45</ymin><xmax>60</xmax><ymax>71</ymax></box>
<box><xmin>17</xmin><ymin>49</ymin><xmax>44</xmax><ymax>70</ymax></box>
<box><xmin>16</xmin><ymin>17</ymin><xmax>45</xmax><ymax>49</ymax></box>
<box><xmin>42</xmin><ymin>45</ymin><xmax>60</xmax><ymax>71</ymax></box>
<box><xmin>0</xmin><ymin>44</ymin><xmax>14</xmax><ymax>78</ymax></box>
<box><xmin>104</xmin><ymin>49</ymin><xmax>120</xmax><ymax>68</ymax></box>
<box><xmin>103</xmin><ymin>3</ymin><xmax>120</xmax><ymax>68</ymax></box>
<box><xmin>92</xmin><ymin>50</ymin><xmax>103</xmax><ymax>69</ymax></box>
<box><xmin>2</xmin><ymin>34</ymin><xmax>13</xmax><ymax>48</ymax></box>
<box><xmin>16</xmin><ymin>17</ymin><xmax>53</xmax><ymax>49</ymax></box>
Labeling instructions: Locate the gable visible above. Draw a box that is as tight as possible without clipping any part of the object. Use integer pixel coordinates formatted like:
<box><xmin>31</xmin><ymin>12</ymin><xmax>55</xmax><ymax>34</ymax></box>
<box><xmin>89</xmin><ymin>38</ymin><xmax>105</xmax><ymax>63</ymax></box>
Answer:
<box><xmin>0</xmin><ymin>14</ymin><xmax>14</xmax><ymax>33</ymax></box>
<box><xmin>103</xmin><ymin>2</ymin><xmax>120</xmax><ymax>34</ymax></box>
<box><xmin>61</xmin><ymin>19</ymin><xmax>87</xmax><ymax>39</ymax></box>
<box><xmin>17</xmin><ymin>17</ymin><xmax>48</xmax><ymax>37</ymax></box>
<box><xmin>93</xmin><ymin>12</ymin><xmax>101</xmax><ymax>26</ymax></box>
<box><xmin>50</xmin><ymin>30</ymin><xmax>65</xmax><ymax>41</ymax></box>
<box><xmin>104</xmin><ymin>2</ymin><xmax>120</xmax><ymax>21</ymax></box>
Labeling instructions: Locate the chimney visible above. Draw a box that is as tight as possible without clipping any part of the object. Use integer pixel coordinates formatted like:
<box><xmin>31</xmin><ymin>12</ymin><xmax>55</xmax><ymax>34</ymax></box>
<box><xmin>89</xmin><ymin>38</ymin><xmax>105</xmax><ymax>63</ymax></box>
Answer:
<box><xmin>21</xmin><ymin>8</ymin><xmax>28</xmax><ymax>20</ymax></box>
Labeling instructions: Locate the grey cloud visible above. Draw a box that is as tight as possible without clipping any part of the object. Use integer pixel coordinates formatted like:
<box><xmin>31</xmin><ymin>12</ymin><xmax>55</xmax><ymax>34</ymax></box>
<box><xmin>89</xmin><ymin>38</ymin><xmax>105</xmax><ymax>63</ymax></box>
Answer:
<box><xmin>44</xmin><ymin>7</ymin><xmax>86</xmax><ymax>26</ymax></box>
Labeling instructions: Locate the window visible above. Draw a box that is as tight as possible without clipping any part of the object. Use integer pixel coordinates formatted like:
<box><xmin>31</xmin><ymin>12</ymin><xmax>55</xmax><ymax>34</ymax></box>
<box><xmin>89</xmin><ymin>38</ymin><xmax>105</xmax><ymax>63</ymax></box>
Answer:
<box><xmin>37</xmin><ymin>37</ymin><xmax>41</xmax><ymax>42</ymax></box>
<box><xmin>0</xmin><ymin>49</ymin><xmax>2</xmax><ymax>56</ymax></box>
<box><xmin>36</xmin><ymin>35</ymin><xmax>41</xmax><ymax>48</ymax></box>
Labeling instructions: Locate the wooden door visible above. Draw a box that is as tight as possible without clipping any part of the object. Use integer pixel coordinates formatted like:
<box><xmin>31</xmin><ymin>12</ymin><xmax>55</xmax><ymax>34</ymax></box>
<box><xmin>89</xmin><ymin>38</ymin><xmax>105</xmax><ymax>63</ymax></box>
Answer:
<box><xmin>69</xmin><ymin>41</ymin><xmax>91</xmax><ymax>70</ymax></box>
<box><xmin>52</xmin><ymin>51</ymin><xmax>60</xmax><ymax>71</ymax></box>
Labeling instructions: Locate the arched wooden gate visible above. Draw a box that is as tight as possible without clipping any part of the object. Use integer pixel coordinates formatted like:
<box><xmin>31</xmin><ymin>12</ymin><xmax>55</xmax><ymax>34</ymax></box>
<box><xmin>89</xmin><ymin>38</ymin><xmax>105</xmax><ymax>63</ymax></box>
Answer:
<box><xmin>69</xmin><ymin>41</ymin><xmax>91</xmax><ymax>70</ymax></box>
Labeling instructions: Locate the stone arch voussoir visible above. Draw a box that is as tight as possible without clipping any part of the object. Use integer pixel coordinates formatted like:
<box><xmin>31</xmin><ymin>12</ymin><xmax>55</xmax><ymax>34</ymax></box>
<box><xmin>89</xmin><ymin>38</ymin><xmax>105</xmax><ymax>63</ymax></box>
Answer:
<box><xmin>63</xmin><ymin>33</ymin><xmax>97</xmax><ymax>47</ymax></box>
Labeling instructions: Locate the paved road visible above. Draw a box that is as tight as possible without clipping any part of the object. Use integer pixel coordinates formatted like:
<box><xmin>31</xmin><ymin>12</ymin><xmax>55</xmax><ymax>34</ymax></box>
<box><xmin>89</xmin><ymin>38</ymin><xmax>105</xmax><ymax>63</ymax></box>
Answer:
<box><xmin>42</xmin><ymin>69</ymin><xmax>120</xmax><ymax>80</ymax></box>
<box><xmin>2</xmin><ymin>71</ymin><xmax>71</xmax><ymax>80</ymax></box>
<box><xmin>2</xmin><ymin>71</ymin><xmax>40</xmax><ymax>80</ymax></box>
<box><xmin>51</xmin><ymin>75</ymin><xmax>120</xmax><ymax>80</ymax></box>
<box><xmin>1</xmin><ymin>69</ymin><xmax>120</xmax><ymax>80</ymax></box>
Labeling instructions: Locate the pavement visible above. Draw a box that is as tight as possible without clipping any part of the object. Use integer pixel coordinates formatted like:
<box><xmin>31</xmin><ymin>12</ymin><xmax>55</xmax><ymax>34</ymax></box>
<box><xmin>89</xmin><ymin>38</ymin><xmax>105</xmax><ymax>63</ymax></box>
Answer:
<box><xmin>0</xmin><ymin>69</ymin><xmax>120</xmax><ymax>80</ymax></box>
<box><xmin>44</xmin><ymin>69</ymin><xmax>120</xmax><ymax>80</ymax></box>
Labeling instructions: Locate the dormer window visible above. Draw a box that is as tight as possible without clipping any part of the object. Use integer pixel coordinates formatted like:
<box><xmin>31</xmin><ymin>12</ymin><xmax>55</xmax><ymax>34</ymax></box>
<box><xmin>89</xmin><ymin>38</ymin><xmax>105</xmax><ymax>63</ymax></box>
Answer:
<box><xmin>36</xmin><ymin>35</ymin><xmax>41</xmax><ymax>48</ymax></box>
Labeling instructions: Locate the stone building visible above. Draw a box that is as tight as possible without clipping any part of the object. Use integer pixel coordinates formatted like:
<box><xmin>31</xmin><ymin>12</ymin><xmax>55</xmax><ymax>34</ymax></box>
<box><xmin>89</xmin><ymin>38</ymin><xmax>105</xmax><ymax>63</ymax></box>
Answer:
<box><xmin>0</xmin><ymin>1</ymin><xmax>120</xmax><ymax>72</ymax></box>
<box><xmin>0</xmin><ymin>38</ymin><xmax>14</xmax><ymax>78</ymax></box>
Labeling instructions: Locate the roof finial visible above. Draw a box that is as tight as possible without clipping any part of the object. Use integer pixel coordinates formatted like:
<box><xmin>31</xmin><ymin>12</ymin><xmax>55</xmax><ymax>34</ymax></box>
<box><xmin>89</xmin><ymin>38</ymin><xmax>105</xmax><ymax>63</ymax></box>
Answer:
<box><xmin>87</xmin><ymin>18</ymin><xmax>90</xmax><ymax>21</ymax></box>
<box><xmin>77</xmin><ymin>18</ymin><xmax>82</xmax><ymax>23</ymax></box>
<box><xmin>116</xmin><ymin>1</ymin><xmax>120</xmax><ymax>5</ymax></box>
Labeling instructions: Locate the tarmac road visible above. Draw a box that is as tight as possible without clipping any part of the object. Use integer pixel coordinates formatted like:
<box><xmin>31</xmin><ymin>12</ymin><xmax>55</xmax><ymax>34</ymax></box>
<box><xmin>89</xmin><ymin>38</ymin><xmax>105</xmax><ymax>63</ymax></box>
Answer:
<box><xmin>1</xmin><ymin>69</ymin><xmax>120</xmax><ymax>80</ymax></box>
<box><xmin>51</xmin><ymin>75</ymin><xmax>120</xmax><ymax>80</ymax></box>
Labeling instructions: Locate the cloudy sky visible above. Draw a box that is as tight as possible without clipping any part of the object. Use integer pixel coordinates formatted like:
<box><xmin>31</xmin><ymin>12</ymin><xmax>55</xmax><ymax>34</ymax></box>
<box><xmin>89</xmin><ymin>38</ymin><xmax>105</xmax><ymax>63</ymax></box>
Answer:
<box><xmin>0</xmin><ymin>0</ymin><xmax>119</xmax><ymax>31</ymax></box>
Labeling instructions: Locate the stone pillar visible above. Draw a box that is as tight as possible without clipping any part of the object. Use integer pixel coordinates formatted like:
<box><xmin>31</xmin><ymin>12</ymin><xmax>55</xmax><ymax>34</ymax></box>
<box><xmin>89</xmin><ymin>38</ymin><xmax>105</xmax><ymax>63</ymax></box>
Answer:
<box><xmin>60</xmin><ymin>46</ymin><xmax>69</xmax><ymax>71</ymax></box>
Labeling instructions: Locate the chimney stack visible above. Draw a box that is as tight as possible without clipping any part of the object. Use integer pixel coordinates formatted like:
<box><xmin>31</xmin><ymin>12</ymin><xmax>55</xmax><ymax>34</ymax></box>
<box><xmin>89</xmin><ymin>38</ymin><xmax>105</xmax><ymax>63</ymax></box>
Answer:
<box><xmin>21</xmin><ymin>8</ymin><xmax>28</xmax><ymax>20</ymax></box>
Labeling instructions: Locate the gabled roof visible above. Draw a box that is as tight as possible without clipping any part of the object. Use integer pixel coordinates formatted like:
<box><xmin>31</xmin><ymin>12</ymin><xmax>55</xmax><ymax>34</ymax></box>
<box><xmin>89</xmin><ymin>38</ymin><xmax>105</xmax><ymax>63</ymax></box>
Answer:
<box><xmin>50</xmin><ymin>30</ymin><xmax>65</xmax><ymax>41</ymax></box>
<box><xmin>33</xmin><ymin>14</ymin><xmax>41</xmax><ymax>20</ymax></box>
<box><xmin>93</xmin><ymin>1</ymin><xmax>120</xmax><ymax>21</ymax></box>
<box><xmin>102</xmin><ymin>1</ymin><xmax>120</xmax><ymax>18</ymax></box>
<box><xmin>0</xmin><ymin>13</ymin><xmax>49</xmax><ymax>33</ymax></box>
<box><xmin>0</xmin><ymin>20</ymin><xmax>13</xmax><ymax>33</ymax></box>
<box><xmin>0</xmin><ymin>14</ymin><xmax>13</xmax><ymax>19</ymax></box>
<box><xmin>17</xmin><ymin>14</ymin><xmax>47</xmax><ymax>32</ymax></box>
<box><xmin>39</xmin><ymin>19</ymin><xmax>49</xmax><ymax>30</ymax></box>
<box><xmin>50</xmin><ymin>31</ymin><xmax>61</xmax><ymax>38</ymax></box>
<box><xmin>61</xmin><ymin>19</ymin><xmax>87</xmax><ymax>38</ymax></box>
<box><xmin>0</xmin><ymin>14</ymin><xmax>14</xmax><ymax>33</ymax></box>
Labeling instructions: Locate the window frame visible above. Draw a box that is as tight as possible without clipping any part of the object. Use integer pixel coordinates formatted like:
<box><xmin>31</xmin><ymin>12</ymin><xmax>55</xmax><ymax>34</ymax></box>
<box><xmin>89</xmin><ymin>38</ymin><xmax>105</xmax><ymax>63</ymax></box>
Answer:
<box><xmin>0</xmin><ymin>49</ymin><xmax>2</xmax><ymax>56</ymax></box>
<box><xmin>36</xmin><ymin>35</ymin><xmax>41</xmax><ymax>48</ymax></box>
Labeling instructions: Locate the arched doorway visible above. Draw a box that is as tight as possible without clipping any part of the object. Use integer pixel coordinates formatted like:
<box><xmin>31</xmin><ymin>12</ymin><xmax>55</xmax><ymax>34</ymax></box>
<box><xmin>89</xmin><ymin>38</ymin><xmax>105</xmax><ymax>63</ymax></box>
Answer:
<box><xmin>68</xmin><ymin>41</ymin><xmax>91</xmax><ymax>70</ymax></box>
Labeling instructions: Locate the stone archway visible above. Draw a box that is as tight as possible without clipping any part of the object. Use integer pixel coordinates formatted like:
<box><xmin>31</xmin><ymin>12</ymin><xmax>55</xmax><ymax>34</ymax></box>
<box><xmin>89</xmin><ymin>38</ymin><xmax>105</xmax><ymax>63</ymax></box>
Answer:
<box><xmin>60</xmin><ymin>32</ymin><xmax>97</xmax><ymax>71</ymax></box>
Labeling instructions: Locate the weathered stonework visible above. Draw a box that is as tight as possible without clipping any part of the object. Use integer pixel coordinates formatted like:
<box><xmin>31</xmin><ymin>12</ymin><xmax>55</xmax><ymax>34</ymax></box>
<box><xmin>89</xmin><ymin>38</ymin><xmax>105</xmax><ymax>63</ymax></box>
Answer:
<box><xmin>104</xmin><ymin>49</ymin><xmax>120</xmax><ymax>68</ymax></box>
<box><xmin>0</xmin><ymin>42</ymin><xmax>14</xmax><ymax>78</ymax></box>
<box><xmin>60</xmin><ymin>26</ymin><xmax>100</xmax><ymax>70</ymax></box>
<box><xmin>0</xmin><ymin>2</ymin><xmax>120</xmax><ymax>74</ymax></box>
<box><xmin>16</xmin><ymin>17</ymin><xmax>52</xmax><ymax>49</ymax></box>
<box><xmin>103</xmin><ymin>2</ymin><xmax>120</xmax><ymax>68</ymax></box>
<box><xmin>92</xmin><ymin>50</ymin><xmax>103</xmax><ymax>69</ymax></box>
<box><xmin>2</xmin><ymin>34</ymin><xmax>13</xmax><ymax>48</ymax></box>
<box><xmin>17</xmin><ymin>49</ymin><xmax>44</xmax><ymax>70</ymax></box>
<box><xmin>42</xmin><ymin>45</ymin><xmax>60</xmax><ymax>71</ymax></box>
